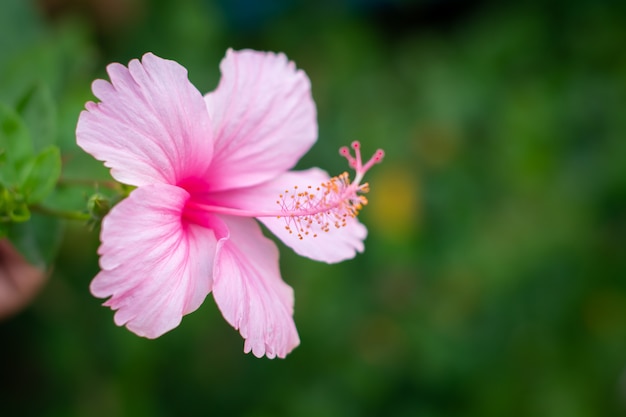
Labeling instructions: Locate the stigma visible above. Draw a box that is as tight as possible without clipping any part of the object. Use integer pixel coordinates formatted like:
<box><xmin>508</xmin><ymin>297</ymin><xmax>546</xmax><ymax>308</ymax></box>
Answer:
<box><xmin>278</xmin><ymin>141</ymin><xmax>384</xmax><ymax>239</ymax></box>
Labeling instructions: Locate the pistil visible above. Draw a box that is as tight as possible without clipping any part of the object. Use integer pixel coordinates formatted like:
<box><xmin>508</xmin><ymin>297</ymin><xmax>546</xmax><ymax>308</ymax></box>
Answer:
<box><xmin>187</xmin><ymin>142</ymin><xmax>384</xmax><ymax>239</ymax></box>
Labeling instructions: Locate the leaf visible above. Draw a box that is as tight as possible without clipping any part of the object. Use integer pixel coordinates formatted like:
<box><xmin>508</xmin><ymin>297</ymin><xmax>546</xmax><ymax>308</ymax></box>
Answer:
<box><xmin>7</xmin><ymin>212</ymin><xmax>63</xmax><ymax>267</ymax></box>
<box><xmin>0</xmin><ymin>103</ymin><xmax>33</xmax><ymax>185</ymax></box>
<box><xmin>15</xmin><ymin>82</ymin><xmax>57</xmax><ymax>151</ymax></box>
<box><xmin>21</xmin><ymin>146</ymin><xmax>62</xmax><ymax>204</ymax></box>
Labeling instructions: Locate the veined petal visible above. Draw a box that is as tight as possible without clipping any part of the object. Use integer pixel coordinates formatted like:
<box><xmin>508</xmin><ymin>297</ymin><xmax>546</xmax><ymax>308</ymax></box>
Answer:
<box><xmin>203</xmin><ymin>49</ymin><xmax>317</xmax><ymax>191</ymax></box>
<box><xmin>77</xmin><ymin>53</ymin><xmax>213</xmax><ymax>187</ymax></box>
<box><xmin>212</xmin><ymin>215</ymin><xmax>300</xmax><ymax>359</ymax></box>
<box><xmin>208</xmin><ymin>169</ymin><xmax>367</xmax><ymax>264</ymax></box>
<box><xmin>92</xmin><ymin>184</ymin><xmax>217</xmax><ymax>338</ymax></box>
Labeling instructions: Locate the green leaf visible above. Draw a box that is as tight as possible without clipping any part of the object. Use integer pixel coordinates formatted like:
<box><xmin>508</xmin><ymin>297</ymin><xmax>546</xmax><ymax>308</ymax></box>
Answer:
<box><xmin>7</xmin><ymin>212</ymin><xmax>63</xmax><ymax>267</ymax></box>
<box><xmin>15</xmin><ymin>82</ymin><xmax>57</xmax><ymax>150</ymax></box>
<box><xmin>0</xmin><ymin>103</ymin><xmax>33</xmax><ymax>185</ymax></box>
<box><xmin>21</xmin><ymin>146</ymin><xmax>62</xmax><ymax>204</ymax></box>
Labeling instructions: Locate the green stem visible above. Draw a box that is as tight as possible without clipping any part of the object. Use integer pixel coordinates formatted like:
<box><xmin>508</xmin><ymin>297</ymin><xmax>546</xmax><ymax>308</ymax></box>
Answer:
<box><xmin>30</xmin><ymin>205</ymin><xmax>91</xmax><ymax>221</ymax></box>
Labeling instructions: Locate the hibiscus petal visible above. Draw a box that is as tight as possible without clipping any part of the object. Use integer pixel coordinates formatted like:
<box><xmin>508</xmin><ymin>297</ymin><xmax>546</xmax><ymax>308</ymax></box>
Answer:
<box><xmin>203</xmin><ymin>49</ymin><xmax>317</xmax><ymax>191</ymax></box>
<box><xmin>208</xmin><ymin>169</ymin><xmax>367</xmax><ymax>264</ymax></box>
<box><xmin>212</xmin><ymin>216</ymin><xmax>300</xmax><ymax>359</ymax></box>
<box><xmin>92</xmin><ymin>184</ymin><xmax>217</xmax><ymax>338</ymax></box>
<box><xmin>77</xmin><ymin>53</ymin><xmax>213</xmax><ymax>187</ymax></box>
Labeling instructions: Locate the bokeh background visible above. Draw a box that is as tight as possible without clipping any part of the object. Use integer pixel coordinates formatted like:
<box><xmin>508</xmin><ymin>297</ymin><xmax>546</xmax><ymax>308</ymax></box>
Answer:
<box><xmin>2</xmin><ymin>0</ymin><xmax>626</xmax><ymax>416</ymax></box>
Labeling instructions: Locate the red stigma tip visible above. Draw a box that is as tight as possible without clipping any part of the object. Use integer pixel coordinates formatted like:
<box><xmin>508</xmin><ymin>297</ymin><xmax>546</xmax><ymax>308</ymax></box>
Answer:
<box><xmin>339</xmin><ymin>141</ymin><xmax>383</xmax><ymax>179</ymax></box>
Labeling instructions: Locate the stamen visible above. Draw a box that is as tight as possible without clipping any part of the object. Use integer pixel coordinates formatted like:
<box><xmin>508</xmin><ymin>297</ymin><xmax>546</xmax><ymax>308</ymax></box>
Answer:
<box><xmin>278</xmin><ymin>141</ymin><xmax>384</xmax><ymax>238</ymax></box>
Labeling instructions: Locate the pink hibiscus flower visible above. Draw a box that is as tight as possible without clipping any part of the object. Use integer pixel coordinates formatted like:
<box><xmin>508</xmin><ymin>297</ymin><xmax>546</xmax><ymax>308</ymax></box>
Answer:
<box><xmin>76</xmin><ymin>49</ymin><xmax>383</xmax><ymax>358</ymax></box>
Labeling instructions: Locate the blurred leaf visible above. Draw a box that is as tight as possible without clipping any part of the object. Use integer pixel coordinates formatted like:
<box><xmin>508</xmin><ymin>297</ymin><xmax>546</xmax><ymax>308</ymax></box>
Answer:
<box><xmin>7</xmin><ymin>212</ymin><xmax>63</xmax><ymax>267</ymax></box>
<box><xmin>0</xmin><ymin>103</ymin><xmax>34</xmax><ymax>185</ymax></box>
<box><xmin>21</xmin><ymin>146</ymin><xmax>62</xmax><ymax>204</ymax></box>
<box><xmin>0</xmin><ymin>0</ymin><xmax>42</xmax><ymax>67</ymax></box>
<box><xmin>16</xmin><ymin>82</ymin><xmax>57</xmax><ymax>150</ymax></box>
<box><xmin>0</xmin><ymin>18</ymin><xmax>96</xmax><ymax>105</ymax></box>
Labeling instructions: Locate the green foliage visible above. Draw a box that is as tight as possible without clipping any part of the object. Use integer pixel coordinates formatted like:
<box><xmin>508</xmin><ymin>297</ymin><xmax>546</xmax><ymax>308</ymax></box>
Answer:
<box><xmin>20</xmin><ymin>146</ymin><xmax>62</xmax><ymax>204</ymax></box>
<box><xmin>16</xmin><ymin>83</ymin><xmax>57</xmax><ymax>151</ymax></box>
<box><xmin>0</xmin><ymin>105</ymin><xmax>34</xmax><ymax>225</ymax></box>
<box><xmin>6</xmin><ymin>212</ymin><xmax>63</xmax><ymax>267</ymax></box>
<box><xmin>0</xmin><ymin>69</ymin><xmax>63</xmax><ymax>265</ymax></box>
<box><xmin>0</xmin><ymin>103</ymin><xmax>32</xmax><ymax>185</ymax></box>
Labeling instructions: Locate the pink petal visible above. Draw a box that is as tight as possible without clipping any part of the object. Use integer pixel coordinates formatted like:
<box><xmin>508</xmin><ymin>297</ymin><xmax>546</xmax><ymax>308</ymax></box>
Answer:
<box><xmin>77</xmin><ymin>53</ymin><xmax>213</xmax><ymax>187</ymax></box>
<box><xmin>203</xmin><ymin>49</ymin><xmax>317</xmax><ymax>191</ymax></box>
<box><xmin>212</xmin><ymin>216</ymin><xmax>300</xmax><ymax>359</ymax></box>
<box><xmin>92</xmin><ymin>184</ymin><xmax>217</xmax><ymax>338</ymax></box>
<box><xmin>208</xmin><ymin>169</ymin><xmax>368</xmax><ymax>264</ymax></box>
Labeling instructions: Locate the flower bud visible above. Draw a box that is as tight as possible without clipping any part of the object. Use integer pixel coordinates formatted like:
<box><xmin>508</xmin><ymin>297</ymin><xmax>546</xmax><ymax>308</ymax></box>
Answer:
<box><xmin>87</xmin><ymin>193</ymin><xmax>111</xmax><ymax>221</ymax></box>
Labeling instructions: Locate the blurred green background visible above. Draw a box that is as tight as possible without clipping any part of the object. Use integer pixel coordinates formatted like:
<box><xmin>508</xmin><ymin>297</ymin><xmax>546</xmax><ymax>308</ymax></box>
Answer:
<box><xmin>2</xmin><ymin>0</ymin><xmax>626</xmax><ymax>416</ymax></box>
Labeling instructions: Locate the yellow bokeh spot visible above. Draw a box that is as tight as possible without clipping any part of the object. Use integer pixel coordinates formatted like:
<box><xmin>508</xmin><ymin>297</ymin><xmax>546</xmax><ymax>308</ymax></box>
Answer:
<box><xmin>365</xmin><ymin>164</ymin><xmax>420</xmax><ymax>241</ymax></box>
